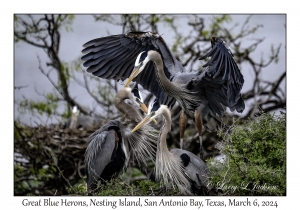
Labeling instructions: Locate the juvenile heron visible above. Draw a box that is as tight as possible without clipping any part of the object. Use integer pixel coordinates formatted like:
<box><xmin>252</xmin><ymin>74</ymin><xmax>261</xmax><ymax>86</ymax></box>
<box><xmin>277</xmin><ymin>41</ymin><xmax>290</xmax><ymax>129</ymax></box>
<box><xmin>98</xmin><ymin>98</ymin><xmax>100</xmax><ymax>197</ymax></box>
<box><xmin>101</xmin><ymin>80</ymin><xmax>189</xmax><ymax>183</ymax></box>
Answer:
<box><xmin>64</xmin><ymin>106</ymin><xmax>101</xmax><ymax>129</ymax></box>
<box><xmin>81</xmin><ymin>32</ymin><xmax>245</xmax><ymax>159</ymax></box>
<box><xmin>132</xmin><ymin>101</ymin><xmax>209</xmax><ymax>195</ymax></box>
<box><xmin>85</xmin><ymin>84</ymin><xmax>157</xmax><ymax>195</ymax></box>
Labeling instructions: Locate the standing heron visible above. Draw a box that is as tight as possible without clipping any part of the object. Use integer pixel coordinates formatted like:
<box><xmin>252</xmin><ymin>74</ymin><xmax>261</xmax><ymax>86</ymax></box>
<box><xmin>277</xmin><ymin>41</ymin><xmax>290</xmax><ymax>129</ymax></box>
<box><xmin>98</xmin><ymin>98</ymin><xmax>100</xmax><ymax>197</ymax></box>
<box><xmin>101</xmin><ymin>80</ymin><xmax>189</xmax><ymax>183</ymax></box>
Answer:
<box><xmin>132</xmin><ymin>101</ymin><xmax>209</xmax><ymax>195</ymax></box>
<box><xmin>81</xmin><ymin>32</ymin><xmax>245</xmax><ymax>159</ymax></box>
<box><xmin>84</xmin><ymin>84</ymin><xmax>157</xmax><ymax>195</ymax></box>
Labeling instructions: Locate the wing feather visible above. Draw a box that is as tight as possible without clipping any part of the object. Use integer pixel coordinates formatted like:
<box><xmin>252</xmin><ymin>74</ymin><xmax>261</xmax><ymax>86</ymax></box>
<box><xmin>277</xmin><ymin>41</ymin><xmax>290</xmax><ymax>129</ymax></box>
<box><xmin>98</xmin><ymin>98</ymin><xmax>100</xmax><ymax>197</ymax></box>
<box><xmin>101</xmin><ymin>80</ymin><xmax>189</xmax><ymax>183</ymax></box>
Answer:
<box><xmin>81</xmin><ymin>31</ymin><xmax>181</xmax><ymax>108</ymax></box>
<box><xmin>85</xmin><ymin>121</ymin><xmax>119</xmax><ymax>164</ymax></box>
<box><xmin>198</xmin><ymin>37</ymin><xmax>245</xmax><ymax>114</ymax></box>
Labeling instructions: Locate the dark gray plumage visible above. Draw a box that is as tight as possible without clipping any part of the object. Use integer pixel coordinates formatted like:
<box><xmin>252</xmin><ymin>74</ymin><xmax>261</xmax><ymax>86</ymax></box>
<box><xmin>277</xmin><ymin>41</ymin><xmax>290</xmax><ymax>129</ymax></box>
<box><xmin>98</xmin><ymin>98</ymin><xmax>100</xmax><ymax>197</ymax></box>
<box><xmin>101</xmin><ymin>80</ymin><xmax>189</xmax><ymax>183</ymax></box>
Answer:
<box><xmin>82</xmin><ymin>32</ymin><xmax>245</xmax><ymax>150</ymax></box>
<box><xmin>84</xmin><ymin>87</ymin><xmax>157</xmax><ymax>195</ymax></box>
<box><xmin>85</xmin><ymin>120</ymin><xmax>127</xmax><ymax>194</ymax></box>
<box><xmin>81</xmin><ymin>32</ymin><xmax>245</xmax><ymax>158</ymax></box>
<box><xmin>81</xmin><ymin>32</ymin><xmax>177</xmax><ymax>108</ymax></box>
<box><xmin>172</xmin><ymin>149</ymin><xmax>209</xmax><ymax>194</ymax></box>
<box><xmin>81</xmin><ymin>32</ymin><xmax>244</xmax><ymax>119</ymax></box>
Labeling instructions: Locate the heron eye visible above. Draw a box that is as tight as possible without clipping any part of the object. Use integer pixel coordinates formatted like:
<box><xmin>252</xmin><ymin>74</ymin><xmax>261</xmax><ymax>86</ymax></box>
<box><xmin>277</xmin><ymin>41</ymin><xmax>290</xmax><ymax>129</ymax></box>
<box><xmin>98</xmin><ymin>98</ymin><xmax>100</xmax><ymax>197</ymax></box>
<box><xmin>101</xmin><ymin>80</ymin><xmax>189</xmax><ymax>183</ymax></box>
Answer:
<box><xmin>135</xmin><ymin>97</ymin><xmax>141</xmax><ymax>103</ymax></box>
<box><xmin>151</xmin><ymin>111</ymin><xmax>155</xmax><ymax>116</ymax></box>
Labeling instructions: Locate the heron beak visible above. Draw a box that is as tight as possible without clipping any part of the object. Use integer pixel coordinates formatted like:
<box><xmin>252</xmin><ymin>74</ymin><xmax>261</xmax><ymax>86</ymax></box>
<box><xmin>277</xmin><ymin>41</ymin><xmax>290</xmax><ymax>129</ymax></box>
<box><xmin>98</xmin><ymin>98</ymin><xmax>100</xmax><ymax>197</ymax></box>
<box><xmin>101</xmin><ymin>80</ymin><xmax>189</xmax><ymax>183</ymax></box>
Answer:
<box><xmin>125</xmin><ymin>66</ymin><xmax>141</xmax><ymax>87</ymax></box>
<box><xmin>139</xmin><ymin>103</ymin><xmax>149</xmax><ymax>114</ymax></box>
<box><xmin>139</xmin><ymin>103</ymin><xmax>157</xmax><ymax>123</ymax></box>
<box><xmin>132</xmin><ymin>115</ymin><xmax>152</xmax><ymax>132</ymax></box>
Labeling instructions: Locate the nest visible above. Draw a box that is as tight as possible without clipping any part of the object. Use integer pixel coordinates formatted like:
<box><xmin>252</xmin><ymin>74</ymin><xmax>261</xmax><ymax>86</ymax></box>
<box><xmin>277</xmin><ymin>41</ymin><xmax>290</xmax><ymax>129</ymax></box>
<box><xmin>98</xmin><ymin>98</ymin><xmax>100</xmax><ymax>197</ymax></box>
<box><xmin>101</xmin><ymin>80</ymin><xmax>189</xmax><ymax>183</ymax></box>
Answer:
<box><xmin>14</xmin><ymin>116</ymin><xmax>222</xmax><ymax>195</ymax></box>
<box><xmin>14</xmin><ymin>122</ymin><xmax>101</xmax><ymax>195</ymax></box>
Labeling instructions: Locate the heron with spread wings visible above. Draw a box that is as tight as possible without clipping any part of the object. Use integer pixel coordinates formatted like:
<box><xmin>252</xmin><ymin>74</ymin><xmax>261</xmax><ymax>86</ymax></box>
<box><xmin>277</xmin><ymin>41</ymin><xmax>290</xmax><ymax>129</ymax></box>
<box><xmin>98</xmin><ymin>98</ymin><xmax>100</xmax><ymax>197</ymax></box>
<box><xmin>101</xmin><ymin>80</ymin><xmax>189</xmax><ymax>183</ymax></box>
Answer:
<box><xmin>81</xmin><ymin>31</ymin><xmax>245</xmax><ymax>159</ymax></box>
<box><xmin>84</xmin><ymin>84</ymin><xmax>157</xmax><ymax>195</ymax></box>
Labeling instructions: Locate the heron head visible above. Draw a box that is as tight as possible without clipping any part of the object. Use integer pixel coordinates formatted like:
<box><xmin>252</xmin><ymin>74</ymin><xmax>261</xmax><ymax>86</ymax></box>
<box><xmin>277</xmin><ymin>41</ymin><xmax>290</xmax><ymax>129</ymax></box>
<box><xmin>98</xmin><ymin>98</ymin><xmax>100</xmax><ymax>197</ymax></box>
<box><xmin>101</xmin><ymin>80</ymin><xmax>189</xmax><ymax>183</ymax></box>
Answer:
<box><xmin>124</xmin><ymin>51</ymin><xmax>149</xmax><ymax>87</ymax></box>
<box><xmin>130</xmin><ymin>83</ymin><xmax>149</xmax><ymax>114</ymax></box>
<box><xmin>132</xmin><ymin>99</ymin><xmax>161</xmax><ymax>132</ymax></box>
<box><xmin>72</xmin><ymin>106</ymin><xmax>79</xmax><ymax>116</ymax></box>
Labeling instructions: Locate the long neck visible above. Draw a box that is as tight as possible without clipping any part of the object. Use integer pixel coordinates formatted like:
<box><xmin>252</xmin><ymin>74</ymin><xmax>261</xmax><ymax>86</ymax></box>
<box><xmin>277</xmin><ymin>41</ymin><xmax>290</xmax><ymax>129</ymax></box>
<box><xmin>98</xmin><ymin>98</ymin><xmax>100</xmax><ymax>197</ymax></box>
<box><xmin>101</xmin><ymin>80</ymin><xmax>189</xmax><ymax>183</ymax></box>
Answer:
<box><xmin>69</xmin><ymin>114</ymin><xmax>78</xmax><ymax>129</ymax></box>
<box><xmin>149</xmin><ymin>51</ymin><xmax>197</xmax><ymax>118</ymax></box>
<box><xmin>159</xmin><ymin>109</ymin><xmax>172</xmax><ymax>154</ymax></box>
<box><xmin>155</xmin><ymin>107</ymin><xmax>192</xmax><ymax>193</ymax></box>
<box><xmin>149</xmin><ymin>51</ymin><xmax>177</xmax><ymax>93</ymax></box>
<box><xmin>114</xmin><ymin>92</ymin><xmax>142</xmax><ymax>123</ymax></box>
<box><xmin>115</xmin><ymin>90</ymin><xmax>157</xmax><ymax>167</ymax></box>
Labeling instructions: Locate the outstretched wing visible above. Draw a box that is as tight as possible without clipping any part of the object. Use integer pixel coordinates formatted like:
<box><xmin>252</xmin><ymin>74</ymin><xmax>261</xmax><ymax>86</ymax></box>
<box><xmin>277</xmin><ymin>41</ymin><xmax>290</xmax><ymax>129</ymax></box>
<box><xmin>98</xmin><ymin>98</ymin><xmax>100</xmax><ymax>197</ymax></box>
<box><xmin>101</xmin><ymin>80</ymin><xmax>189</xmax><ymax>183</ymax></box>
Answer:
<box><xmin>198</xmin><ymin>37</ymin><xmax>245</xmax><ymax>115</ymax></box>
<box><xmin>81</xmin><ymin>31</ymin><xmax>182</xmax><ymax>107</ymax></box>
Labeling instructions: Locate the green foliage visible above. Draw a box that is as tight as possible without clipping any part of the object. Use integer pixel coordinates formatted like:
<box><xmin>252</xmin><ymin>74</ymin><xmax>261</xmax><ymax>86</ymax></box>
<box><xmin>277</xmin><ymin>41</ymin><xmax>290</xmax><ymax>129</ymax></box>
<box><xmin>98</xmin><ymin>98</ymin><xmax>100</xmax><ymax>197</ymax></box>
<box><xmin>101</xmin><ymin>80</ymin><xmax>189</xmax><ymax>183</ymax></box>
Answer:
<box><xmin>207</xmin><ymin>15</ymin><xmax>232</xmax><ymax>38</ymax></box>
<box><xmin>94</xmin><ymin>179</ymin><xmax>179</xmax><ymax>196</ymax></box>
<box><xmin>121</xmin><ymin>167</ymin><xmax>146</xmax><ymax>181</ymax></box>
<box><xmin>67</xmin><ymin>178</ymin><xmax>87</xmax><ymax>195</ymax></box>
<box><xmin>172</xmin><ymin>37</ymin><xmax>182</xmax><ymax>53</ymax></box>
<box><xmin>59</xmin><ymin>62</ymin><xmax>71</xmax><ymax>86</ymax></box>
<box><xmin>163</xmin><ymin>16</ymin><xmax>175</xmax><ymax>24</ymax></box>
<box><xmin>70</xmin><ymin>56</ymin><xmax>83</xmax><ymax>72</ymax></box>
<box><xmin>19</xmin><ymin>99</ymin><xmax>58</xmax><ymax>117</ymax></box>
<box><xmin>14</xmin><ymin>158</ymin><xmax>58</xmax><ymax>195</ymax></box>
<box><xmin>87</xmin><ymin>166</ymin><xmax>180</xmax><ymax>196</ymax></box>
<box><xmin>150</xmin><ymin>15</ymin><xmax>160</xmax><ymax>24</ymax></box>
<box><xmin>58</xmin><ymin>14</ymin><xmax>74</xmax><ymax>32</ymax></box>
<box><xmin>61</xmin><ymin>108</ymin><xmax>72</xmax><ymax>120</ymax></box>
<box><xmin>207</xmin><ymin>112</ymin><xmax>286</xmax><ymax>196</ymax></box>
<box><xmin>271</xmin><ymin>45</ymin><xmax>280</xmax><ymax>64</ymax></box>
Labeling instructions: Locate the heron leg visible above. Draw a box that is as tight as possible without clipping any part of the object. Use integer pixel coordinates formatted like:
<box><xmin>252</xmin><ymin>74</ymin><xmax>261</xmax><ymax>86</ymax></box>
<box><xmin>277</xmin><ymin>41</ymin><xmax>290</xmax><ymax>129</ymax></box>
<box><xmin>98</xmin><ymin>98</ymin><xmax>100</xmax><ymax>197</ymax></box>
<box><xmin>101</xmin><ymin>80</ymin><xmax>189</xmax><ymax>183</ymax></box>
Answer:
<box><xmin>179</xmin><ymin>111</ymin><xmax>189</xmax><ymax>149</ymax></box>
<box><xmin>194</xmin><ymin>110</ymin><xmax>204</xmax><ymax>160</ymax></box>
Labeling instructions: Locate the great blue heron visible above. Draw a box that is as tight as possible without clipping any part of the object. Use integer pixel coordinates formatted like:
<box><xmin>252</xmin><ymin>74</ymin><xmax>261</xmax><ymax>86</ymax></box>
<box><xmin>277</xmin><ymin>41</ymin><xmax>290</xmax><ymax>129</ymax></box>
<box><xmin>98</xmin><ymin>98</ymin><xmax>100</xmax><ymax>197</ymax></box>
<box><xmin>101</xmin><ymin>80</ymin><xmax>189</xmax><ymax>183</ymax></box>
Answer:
<box><xmin>132</xmin><ymin>101</ymin><xmax>209</xmax><ymax>195</ymax></box>
<box><xmin>64</xmin><ymin>106</ymin><xmax>101</xmax><ymax>129</ymax></box>
<box><xmin>84</xmin><ymin>84</ymin><xmax>157</xmax><ymax>195</ymax></box>
<box><xmin>81</xmin><ymin>32</ymin><xmax>245</xmax><ymax>159</ymax></box>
